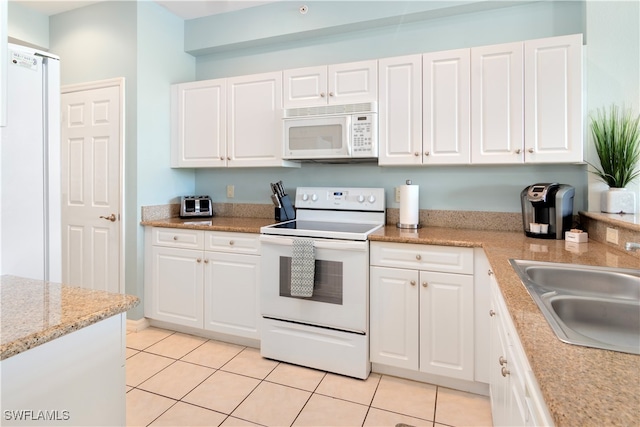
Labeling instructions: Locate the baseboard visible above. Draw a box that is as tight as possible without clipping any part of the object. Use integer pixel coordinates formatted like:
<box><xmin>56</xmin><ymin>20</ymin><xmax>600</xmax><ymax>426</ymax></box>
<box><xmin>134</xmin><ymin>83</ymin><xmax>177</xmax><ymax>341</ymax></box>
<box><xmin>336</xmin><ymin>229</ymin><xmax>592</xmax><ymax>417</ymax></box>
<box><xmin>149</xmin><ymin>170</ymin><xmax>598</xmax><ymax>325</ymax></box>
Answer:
<box><xmin>126</xmin><ymin>317</ymin><xmax>150</xmax><ymax>333</ymax></box>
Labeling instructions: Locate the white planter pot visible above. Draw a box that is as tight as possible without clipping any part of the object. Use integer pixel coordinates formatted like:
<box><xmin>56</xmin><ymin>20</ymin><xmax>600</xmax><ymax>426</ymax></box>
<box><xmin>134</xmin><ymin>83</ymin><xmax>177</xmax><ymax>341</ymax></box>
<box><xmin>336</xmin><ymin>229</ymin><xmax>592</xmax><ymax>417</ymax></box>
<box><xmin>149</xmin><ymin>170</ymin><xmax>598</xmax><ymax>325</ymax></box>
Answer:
<box><xmin>600</xmin><ymin>187</ymin><xmax>636</xmax><ymax>214</ymax></box>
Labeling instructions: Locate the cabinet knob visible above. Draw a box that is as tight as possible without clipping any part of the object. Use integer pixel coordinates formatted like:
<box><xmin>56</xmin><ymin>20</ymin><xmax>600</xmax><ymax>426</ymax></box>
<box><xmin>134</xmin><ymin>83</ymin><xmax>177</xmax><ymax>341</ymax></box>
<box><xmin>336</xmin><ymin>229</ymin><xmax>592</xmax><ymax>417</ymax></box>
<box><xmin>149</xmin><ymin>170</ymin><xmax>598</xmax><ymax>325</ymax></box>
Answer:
<box><xmin>499</xmin><ymin>356</ymin><xmax>507</xmax><ymax>366</ymax></box>
<box><xmin>488</xmin><ymin>270</ymin><xmax>494</xmax><ymax>276</ymax></box>
<box><xmin>329</xmin><ymin>92</ymin><xmax>334</xmax><ymax>97</ymax></box>
<box><xmin>227</xmin><ymin>156</ymin><xmax>231</xmax><ymax>160</ymax></box>
<box><xmin>489</xmin><ymin>309</ymin><xmax>496</xmax><ymax>317</ymax></box>
<box><xmin>422</xmin><ymin>281</ymin><xmax>428</xmax><ymax>288</ymax></box>
<box><xmin>515</xmin><ymin>149</ymin><xmax>522</xmax><ymax>154</ymax></box>
<box><xmin>320</xmin><ymin>92</ymin><xmax>326</xmax><ymax>98</ymax></box>
<box><xmin>410</xmin><ymin>280</ymin><xmax>416</xmax><ymax>286</ymax></box>
<box><xmin>415</xmin><ymin>254</ymin><xmax>422</xmax><ymax>260</ymax></box>
<box><xmin>229</xmin><ymin>240</ymin><xmax>235</xmax><ymax>246</ymax></box>
<box><xmin>204</xmin><ymin>259</ymin><xmax>209</xmax><ymax>264</ymax></box>
<box><xmin>197</xmin><ymin>258</ymin><xmax>202</xmax><ymax>263</ymax></box>
<box><xmin>173</xmin><ymin>236</ymin><xmax>178</xmax><ymax>241</ymax></box>
<box><xmin>501</xmin><ymin>367</ymin><xmax>510</xmax><ymax>377</ymax></box>
<box><xmin>528</xmin><ymin>148</ymin><xmax>534</xmax><ymax>153</ymax></box>
<box><xmin>220</xmin><ymin>156</ymin><xmax>224</xmax><ymax>160</ymax></box>
<box><xmin>424</xmin><ymin>151</ymin><xmax>430</xmax><ymax>156</ymax></box>
<box><xmin>414</xmin><ymin>152</ymin><xmax>420</xmax><ymax>157</ymax></box>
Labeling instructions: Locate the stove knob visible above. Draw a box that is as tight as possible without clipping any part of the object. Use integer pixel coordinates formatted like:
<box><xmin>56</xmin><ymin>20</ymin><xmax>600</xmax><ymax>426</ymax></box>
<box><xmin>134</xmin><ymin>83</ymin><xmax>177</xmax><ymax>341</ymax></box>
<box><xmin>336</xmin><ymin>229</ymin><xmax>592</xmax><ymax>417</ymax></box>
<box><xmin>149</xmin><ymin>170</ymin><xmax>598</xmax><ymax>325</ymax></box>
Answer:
<box><xmin>358</xmin><ymin>195</ymin><xmax>365</xmax><ymax>203</ymax></box>
<box><xmin>301</xmin><ymin>193</ymin><xmax>309</xmax><ymax>201</ymax></box>
<box><xmin>368</xmin><ymin>195</ymin><xmax>376</xmax><ymax>203</ymax></box>
<box><xmin>311</xmin><ymin>194</ymin><xmax>318</xmax><ymax>202</ymax></box>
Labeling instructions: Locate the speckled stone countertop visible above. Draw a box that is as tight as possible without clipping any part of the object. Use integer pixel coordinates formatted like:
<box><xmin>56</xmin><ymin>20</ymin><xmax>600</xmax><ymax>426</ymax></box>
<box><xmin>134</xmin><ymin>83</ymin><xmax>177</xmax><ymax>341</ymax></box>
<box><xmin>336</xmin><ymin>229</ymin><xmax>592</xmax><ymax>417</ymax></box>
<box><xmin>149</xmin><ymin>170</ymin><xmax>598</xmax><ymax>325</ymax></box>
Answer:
<box><xmin>0</xmin><ymin>275</ymin><xmax>139</xmax><ymax>361</ymax></box>
<box><xmin>140</xmin><ymin>216</ymin><xmax>276</xmax><ymax>233</ymax></box>
<box><xmin>369</xmin><ymin>226</ymin><xmax>640</xmax><ymax>427</ymax></box>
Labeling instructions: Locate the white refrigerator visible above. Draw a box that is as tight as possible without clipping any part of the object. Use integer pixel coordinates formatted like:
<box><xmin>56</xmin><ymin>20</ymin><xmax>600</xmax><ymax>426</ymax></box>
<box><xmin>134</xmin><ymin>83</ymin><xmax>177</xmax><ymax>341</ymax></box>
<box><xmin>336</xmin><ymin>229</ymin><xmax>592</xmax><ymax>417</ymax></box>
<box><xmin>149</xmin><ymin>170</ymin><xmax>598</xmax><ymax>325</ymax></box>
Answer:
<box><xmin>1</xmin><ymin>43</ymin><xmax>61</xmax><ymax>282</ymax></box>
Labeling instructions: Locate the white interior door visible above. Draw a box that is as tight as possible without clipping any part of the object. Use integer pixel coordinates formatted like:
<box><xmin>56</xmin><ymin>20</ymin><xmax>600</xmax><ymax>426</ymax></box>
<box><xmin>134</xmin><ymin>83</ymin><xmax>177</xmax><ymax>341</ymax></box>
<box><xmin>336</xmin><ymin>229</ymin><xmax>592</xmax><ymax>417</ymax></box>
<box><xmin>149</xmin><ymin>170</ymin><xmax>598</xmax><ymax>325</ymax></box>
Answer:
<box><xmin>61</xmin><ymin>79</ymin><xmax>123</xmax><ymax>293</ymax></box>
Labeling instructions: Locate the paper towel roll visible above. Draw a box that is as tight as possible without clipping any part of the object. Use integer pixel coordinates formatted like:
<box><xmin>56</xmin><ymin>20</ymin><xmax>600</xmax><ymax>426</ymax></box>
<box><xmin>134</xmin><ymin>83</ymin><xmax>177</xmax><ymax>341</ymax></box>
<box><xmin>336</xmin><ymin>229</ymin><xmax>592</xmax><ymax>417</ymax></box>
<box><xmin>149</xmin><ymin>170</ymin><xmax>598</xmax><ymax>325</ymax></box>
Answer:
<box><xmin>398</xmin><ymin>180</ymin><xmax>419</xmax><ymax>228</ymax></box>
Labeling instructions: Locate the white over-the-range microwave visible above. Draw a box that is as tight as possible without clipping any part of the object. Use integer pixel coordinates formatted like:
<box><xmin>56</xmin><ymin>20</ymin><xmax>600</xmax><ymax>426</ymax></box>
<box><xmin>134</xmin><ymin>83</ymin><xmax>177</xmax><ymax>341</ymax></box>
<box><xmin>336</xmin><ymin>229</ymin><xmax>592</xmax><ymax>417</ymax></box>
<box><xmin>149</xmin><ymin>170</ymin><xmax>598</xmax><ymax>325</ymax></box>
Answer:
<box><xmin>283</xmin><ymin>102</ymin><xmax>378</xmax><ymax>162</ymax></box>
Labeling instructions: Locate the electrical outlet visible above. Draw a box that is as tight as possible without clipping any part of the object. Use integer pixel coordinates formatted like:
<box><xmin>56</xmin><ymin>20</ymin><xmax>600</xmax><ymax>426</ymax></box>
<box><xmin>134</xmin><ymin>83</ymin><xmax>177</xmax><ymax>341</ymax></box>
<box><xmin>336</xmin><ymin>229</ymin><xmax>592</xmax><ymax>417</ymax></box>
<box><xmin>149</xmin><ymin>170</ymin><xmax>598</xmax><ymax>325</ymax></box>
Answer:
<box><xmin>395</xmin><ymin>187</ymin><xmax>401</xmax><ymax>203</ymax></box>
<box><xmin>606</xmin><ymin>227</ymin><xmax>619</xmax><ymax>244</ymax></box>
<box><xmin>226</xmin><ymin>185</ymin><xmax>235</xmax><ymax>198</ymax></box>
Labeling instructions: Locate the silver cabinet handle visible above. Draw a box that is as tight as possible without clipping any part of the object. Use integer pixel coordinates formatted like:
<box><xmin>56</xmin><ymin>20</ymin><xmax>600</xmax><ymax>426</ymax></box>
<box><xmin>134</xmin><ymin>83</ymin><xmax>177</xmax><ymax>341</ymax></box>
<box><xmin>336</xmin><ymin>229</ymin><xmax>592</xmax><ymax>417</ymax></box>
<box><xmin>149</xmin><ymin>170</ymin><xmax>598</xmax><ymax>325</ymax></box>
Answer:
<box><xmin>410</xmin><ymin>280</ymin><xmax>416</xmax><ymax>286</ymax></box>
<box><xmin>197</xmin><ymin>258</ymin><xmax>202</xmax><ymax>263</ymax></box>
<box><xmin>515</xmin><ymin>148</ymin><xmax>522</xmax><ymax>154</ymax></box>
<box><xmin>488</xmin><ymin>270</ymin><xmax>494</xmax><ymax>276</ymax></box>
<box><xmin>320</xmin><ymin>92</ymin><xmax>326</xmax><ymax>98</ymax></box>
<box><xmin>501</xmin><ymin>367</ymin><xmax>510</xmax><ymax>377</ymax></box>
<box><xmin>415</xmin><ymin>254</ymin><xmax>422</xmax><ymax>260</ymax></box>
<box><xmin>489</xmin><ymin>309</ymin><xmax>496</xmax><ymax>317</ymax></box>
<box><xmin>229</xmin><ymin>240</ymin><xmax>235</xmax><ymax>246</ymax></box>
<box><xmin>424</xmin><ymin>151</ymin><xmax>430</xmax><ymax>156</ymax></box>
<box><xmin>329</xmin><ymin>92</ymin><xmax>334</xmax><ymax>97</ymax></box>
<box><xmin>414</xmin><ymin>152</ymin><xmax>420</xmax><ymax>157</ymax></box>
<box><xmin>528</xmin><ymin>148</ymin><xmax>534</xmax><ymax>153</ymax></box>
<box><xmin>204</xmin><ymin>259</ymin><xmax>209</xmax><ymax>264</ymax></box>
<box><xmin>220</xmin><ymin>156</ymin><xmax>224</xmax><ymax>160</ymax></box>
<box><xmin>99</xmin><ymin>214</ymin><xmax>116</xmax><ymax>222</ymax></box>
<box><xmin>173</xmin><ymin>236</ymin><xmax>178</xmax><ymax>241</ymax></box>
<box><xmin>422</xmin><ymin>281</ymin><xmax>428</xmax><ymax>288</ymax></box>
<box><xmin>499</xmin><ymin>356</ymin><xmax>507</xmax><ymax>366</ymax></box>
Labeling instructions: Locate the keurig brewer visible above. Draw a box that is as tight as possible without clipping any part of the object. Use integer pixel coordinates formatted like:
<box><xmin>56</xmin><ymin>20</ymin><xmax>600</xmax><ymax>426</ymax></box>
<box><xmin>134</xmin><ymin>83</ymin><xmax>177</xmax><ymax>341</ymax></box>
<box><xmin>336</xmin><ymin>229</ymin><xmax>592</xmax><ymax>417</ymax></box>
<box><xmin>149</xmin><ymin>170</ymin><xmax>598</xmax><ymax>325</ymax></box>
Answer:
<box><xmin>521</xmin><ymin>183</ymin><xmax>574</xmax><ymax>239</ymax></box>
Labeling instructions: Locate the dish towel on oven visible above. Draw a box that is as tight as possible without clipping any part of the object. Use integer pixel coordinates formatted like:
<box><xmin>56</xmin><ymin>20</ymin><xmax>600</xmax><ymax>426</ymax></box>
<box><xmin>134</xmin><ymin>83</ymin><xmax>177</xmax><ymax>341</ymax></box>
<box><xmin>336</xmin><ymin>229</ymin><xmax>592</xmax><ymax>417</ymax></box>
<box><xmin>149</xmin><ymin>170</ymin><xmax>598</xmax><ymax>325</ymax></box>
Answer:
<box><xmin>291</xmin><ymin>238</ymin><xmax>315</xmax><ymax>297</ymax></box>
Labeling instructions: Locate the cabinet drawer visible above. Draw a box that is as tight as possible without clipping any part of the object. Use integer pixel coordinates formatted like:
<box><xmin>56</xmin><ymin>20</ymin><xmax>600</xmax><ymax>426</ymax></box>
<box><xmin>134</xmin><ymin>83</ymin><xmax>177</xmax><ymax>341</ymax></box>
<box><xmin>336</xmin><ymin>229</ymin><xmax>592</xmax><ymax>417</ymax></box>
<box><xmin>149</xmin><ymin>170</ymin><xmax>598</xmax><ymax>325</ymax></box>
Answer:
<box><xmin>205</xmin><ymin>231</ymin><xmax>260</xmax><ymax>255</ymax></box>
<box><xmin>370</xmin><ymin>242</ymin><xmax>473</xmax><ymax>274</ymax></box>
<box><xmin>152</xmin><ymin>228</ymin><xmax>204</xmax><ymax>250</ymax></box>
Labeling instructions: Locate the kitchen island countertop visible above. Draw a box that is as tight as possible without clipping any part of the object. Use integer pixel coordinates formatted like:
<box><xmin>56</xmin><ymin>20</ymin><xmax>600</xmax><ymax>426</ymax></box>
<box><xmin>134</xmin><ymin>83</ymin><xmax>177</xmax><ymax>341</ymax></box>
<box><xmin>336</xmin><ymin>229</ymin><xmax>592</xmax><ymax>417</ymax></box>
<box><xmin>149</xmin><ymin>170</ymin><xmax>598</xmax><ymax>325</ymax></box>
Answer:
<box><xmin>369</xmin><ymin>226</ymin><xmax>640</xmax><ymax>427</ymax></box>
<box><xmin>0</xmin><ymin>275</ymin><xmax>139</xmax><ymax>360</ymax></box>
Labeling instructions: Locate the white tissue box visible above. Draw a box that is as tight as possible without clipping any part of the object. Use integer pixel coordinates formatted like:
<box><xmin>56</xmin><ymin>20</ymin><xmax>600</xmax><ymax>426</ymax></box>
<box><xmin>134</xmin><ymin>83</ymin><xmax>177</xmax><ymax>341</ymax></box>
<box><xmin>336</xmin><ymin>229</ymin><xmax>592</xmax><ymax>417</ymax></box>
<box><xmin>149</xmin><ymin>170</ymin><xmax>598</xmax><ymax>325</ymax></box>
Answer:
<box><xmin>565</xmin><ymin>230</ymin><xmax>588</xmax><ymax>243</ymax></box>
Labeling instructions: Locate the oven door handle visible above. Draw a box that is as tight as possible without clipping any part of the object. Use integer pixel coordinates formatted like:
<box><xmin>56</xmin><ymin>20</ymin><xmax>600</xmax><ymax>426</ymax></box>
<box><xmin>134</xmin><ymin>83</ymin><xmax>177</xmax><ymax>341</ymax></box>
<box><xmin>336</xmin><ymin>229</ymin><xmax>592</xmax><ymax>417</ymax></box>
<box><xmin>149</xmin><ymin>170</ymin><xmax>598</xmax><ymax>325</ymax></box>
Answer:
<box><xmin>260</xmin><ymin>234</ymin><xmax>367</xmax><ymax>252</ymax></box>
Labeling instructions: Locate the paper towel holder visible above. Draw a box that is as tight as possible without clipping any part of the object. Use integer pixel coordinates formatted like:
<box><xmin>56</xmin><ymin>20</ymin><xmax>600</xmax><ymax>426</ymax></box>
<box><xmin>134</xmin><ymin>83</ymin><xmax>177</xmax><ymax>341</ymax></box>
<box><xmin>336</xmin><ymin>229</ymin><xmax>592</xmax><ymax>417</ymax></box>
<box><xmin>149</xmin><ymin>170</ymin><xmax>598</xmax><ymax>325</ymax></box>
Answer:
<box><xmin>397</xmin><ymin>179</ymin><xmax>422</xmax><ymax>229</ymax></box>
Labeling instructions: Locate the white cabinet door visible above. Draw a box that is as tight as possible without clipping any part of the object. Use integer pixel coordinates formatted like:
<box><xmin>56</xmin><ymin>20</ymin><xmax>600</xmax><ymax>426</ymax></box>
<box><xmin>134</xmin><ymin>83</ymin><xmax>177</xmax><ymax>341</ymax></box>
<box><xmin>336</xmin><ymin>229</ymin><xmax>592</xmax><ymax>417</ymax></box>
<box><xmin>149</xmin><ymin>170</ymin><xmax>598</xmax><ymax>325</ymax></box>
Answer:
<box><xmin>524</xmin><ymin>34</ymin><xmax>583</xmax><ymax>163</ymax></box>
<box><xmin>419</xmin><ymin>270</ymin><xmax>474</xmax><ymax>380</ymax></box>
<box><xmin>149</xmin><ymin>246</ymin><xmax>204</xmax><ymax>328</ymax></box>
<box><xmin>204</xmin><ymin>251</ymin><xmax>260</xmax><ymax>339</ymax></box>
<box><xmin>471</xmin><ymin>42</ymin><xmax>524</xmax><ymax>164</ymax></box>
<box><xmin>328</xmin><ymin>60</ymin><xmax>378</xmax><ymax>105</ymax></box>
<box><xmin>283</xmin><ymin>66</ymin><xmax>327</xmax><ymax>108</ymax></box>
<box><xmin>228</xmin><ymin>71</ymin><xmax>290</xmax><ymax>167</ymax></box>
<box><xmin>423</xmin><ymin>49</ymin><xmax>471</xmax><ymax>165</ymax></box>
<box><xmin>283</xmin><ymin>60</ymin><xmax>377</xmax><ymax>109</ymax></box>
<box><xmin>171</xmin><ymin>79</ymin><xmax>226</xmax><ymax>168</ymax></box>
<box><xmin>370</xmin><ymin>266</ymin><xmax>419</xmax><ymax>370</ymax></box>
<box><xmin>378</xmin><ymin>55</ymin><xmax>423</xmax><ymax>166</ymax></box>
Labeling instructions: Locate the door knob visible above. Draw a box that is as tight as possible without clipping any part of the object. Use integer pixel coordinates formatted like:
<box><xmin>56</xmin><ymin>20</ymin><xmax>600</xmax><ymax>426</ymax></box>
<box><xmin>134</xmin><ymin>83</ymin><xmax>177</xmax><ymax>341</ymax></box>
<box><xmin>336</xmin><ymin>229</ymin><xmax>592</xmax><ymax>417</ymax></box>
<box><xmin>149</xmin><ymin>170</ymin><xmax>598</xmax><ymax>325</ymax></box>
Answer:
<box><xmin>99</xmin><ymin>214</ymin><xmax>116</xmax><ymax>222</ymax></box>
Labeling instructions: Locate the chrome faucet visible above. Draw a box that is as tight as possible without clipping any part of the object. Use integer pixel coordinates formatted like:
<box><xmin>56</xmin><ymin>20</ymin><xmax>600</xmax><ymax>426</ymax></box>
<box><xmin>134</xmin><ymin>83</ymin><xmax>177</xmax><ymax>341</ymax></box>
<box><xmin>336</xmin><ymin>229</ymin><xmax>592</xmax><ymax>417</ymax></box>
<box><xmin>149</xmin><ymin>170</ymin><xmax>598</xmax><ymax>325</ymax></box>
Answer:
<box><xmin>625</xmin><ymin>242</ymin><xmax>640</xmax><ymax>252</ymax></box>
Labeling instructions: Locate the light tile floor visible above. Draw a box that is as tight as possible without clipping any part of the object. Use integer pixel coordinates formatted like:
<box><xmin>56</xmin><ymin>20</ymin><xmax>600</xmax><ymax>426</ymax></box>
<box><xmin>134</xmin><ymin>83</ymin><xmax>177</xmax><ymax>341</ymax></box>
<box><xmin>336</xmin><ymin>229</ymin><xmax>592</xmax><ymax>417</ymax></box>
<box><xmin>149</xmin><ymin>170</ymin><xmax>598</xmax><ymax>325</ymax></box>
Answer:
<box><xmin>126</xmin><ymin>327</ymin><xmax>492</xmax><ymax>427</ymax></box>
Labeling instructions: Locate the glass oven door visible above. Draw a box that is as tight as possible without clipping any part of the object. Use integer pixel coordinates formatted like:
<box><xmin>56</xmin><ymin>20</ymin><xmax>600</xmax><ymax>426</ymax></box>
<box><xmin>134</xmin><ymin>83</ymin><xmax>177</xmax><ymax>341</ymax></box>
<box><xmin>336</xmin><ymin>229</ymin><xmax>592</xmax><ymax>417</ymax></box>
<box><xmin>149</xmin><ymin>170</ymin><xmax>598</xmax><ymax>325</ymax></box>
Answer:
<box><xmin>260</xmin><ymin>234</ymin><xmax>368</xmax><ymax>333</ymax></box>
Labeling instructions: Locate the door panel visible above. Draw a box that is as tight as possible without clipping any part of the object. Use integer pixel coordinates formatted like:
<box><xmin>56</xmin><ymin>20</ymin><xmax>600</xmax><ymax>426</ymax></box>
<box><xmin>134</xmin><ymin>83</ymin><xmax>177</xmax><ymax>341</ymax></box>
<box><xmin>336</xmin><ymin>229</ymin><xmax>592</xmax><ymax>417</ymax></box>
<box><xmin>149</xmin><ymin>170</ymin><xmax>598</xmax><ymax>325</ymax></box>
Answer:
<box><xmin>61</xmin><ymin>84</ymin><xmax>121</xmax><ymax>293</ymax></box>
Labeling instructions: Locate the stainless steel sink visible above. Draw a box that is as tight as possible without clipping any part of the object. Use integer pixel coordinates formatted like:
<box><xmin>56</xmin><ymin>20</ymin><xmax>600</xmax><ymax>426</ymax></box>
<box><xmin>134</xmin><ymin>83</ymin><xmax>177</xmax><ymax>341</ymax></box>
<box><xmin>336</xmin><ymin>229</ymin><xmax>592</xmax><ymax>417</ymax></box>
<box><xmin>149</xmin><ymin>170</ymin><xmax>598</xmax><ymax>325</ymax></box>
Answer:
<box><xmin>509</xmin><ymin>259</ymin><xmax>640</xmax><ymax>354</ymax></box>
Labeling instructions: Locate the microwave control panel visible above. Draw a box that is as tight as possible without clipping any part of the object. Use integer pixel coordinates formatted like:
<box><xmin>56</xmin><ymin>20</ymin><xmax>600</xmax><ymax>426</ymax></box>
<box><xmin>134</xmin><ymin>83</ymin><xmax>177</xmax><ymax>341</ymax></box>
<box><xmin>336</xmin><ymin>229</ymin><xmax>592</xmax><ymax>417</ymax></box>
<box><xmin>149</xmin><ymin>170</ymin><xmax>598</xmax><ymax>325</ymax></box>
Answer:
<box><xmin>351</xmin><ymin>113</ymin><xmax>377</xmax><ymax>157</ymax></box>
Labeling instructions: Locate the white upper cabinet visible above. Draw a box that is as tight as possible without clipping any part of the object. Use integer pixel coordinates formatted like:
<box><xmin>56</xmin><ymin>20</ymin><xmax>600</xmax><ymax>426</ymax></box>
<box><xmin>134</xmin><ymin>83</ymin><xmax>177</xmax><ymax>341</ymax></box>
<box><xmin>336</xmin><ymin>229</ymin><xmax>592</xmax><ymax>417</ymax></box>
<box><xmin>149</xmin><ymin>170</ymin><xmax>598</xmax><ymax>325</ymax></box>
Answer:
<box><xmin>283</xmin><ymin>60</ymin><xmax>377</xmax><ymax>108</ymax></box>
<box><xmin>423</xmin><ymin>49</ymin><xmax>471</xmax><ymax>165</ymax></box>
<box><xmin>524</xmin><ymin>34</ymin><xmax>583</xmax><ymax>163</ymax></box>
<box><xmin>227</xmin><ymin>71</ymin><xmax>297</xmax><ymax>167</ymax></box>
<box><xmin>171</xmin><ymin>79</ymin><xmax>227</xmax><ymax>168</ymax></box>
<box><xmin>377</xmin><ymin>54</ymin><xmax>423</xmax><ymax>166</ymax></box>
<box><xmin>471</xmin><ymin>42</ymin><xmax>524</xmax><ymax>164</ymax></box>
<box><xmin>171</xmin><ymin>72</ymin><xmax>298</xmax><ymax>168</ymax></box>
<box><xmin>471</xmin><ymin>34</ymin><xmax>583</xmax><ymax>164</ymax></box>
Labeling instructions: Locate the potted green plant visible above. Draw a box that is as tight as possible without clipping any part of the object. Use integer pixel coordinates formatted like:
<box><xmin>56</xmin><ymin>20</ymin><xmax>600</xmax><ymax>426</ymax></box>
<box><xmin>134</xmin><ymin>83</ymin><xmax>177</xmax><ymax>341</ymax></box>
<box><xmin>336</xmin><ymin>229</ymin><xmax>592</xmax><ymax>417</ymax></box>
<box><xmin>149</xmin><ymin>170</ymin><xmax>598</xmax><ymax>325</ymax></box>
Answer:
<box><xmin>589</xmin><ymin>105</ymin><xmax>640</xmax><ymax>213</ymax></box>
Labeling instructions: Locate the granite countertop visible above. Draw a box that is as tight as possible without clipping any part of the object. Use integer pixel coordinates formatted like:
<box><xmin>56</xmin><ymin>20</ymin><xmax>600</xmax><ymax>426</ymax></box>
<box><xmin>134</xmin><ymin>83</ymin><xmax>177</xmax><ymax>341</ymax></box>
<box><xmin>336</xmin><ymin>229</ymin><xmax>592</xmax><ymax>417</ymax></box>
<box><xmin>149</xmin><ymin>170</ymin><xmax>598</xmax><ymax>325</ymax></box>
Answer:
<box><xmin>369</xmin><ymin>226</ymin><xmax>640</xmax><ymax>427</ymax></box>
<box><xmin>141</xmin><ymin>216</ymin><xmax>276</xmax><ymax>233</ymax></box>
<box><xmin>0</xmin><ymin>275</ymin><xmax>139</xmax><ymax>361</ymax></box>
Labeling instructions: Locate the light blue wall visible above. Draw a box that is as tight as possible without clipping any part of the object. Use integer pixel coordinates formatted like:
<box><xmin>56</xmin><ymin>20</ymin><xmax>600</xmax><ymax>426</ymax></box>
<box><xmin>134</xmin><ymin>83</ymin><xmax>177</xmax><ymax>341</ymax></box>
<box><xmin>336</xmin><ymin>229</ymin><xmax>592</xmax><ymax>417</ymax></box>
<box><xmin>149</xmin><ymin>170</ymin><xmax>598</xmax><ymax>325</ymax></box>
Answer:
<box><xmin>585</xmin><ymin>1</ymin><xmax>640</xmax><ymax>212</ymax></box>
<box><xmin>7</xmin><ymin>2</ymin><xmax>49</xmax><ymax>50</ymax></box>
<box><xmin>192</xmin><ymin>0</ymin><xmax>587</xmax><ymax>213</ymax></box>
<box><xmin>49</xmin><ymin>1</ymin><xmax>196</xmax><ymax>319</ymax></box>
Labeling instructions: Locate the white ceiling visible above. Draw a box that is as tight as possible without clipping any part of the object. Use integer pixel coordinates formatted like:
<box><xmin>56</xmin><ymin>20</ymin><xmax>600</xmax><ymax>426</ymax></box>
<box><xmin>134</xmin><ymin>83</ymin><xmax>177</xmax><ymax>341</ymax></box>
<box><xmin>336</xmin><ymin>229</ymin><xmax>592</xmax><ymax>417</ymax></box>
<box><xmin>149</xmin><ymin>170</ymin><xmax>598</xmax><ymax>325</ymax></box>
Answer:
<box><xmin>13</xmin><ymin>0</ymin><xmax>281</xmax><ymax>20</ymax></box>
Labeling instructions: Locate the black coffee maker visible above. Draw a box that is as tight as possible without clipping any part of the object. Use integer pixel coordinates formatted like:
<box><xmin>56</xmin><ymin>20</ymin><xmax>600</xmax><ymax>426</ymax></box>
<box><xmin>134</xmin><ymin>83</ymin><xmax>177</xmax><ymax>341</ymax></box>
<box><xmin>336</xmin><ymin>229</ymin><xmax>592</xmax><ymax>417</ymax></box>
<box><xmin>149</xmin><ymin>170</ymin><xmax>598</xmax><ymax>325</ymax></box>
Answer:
<box><xmin>521</xmin><ymin>183</ymin><xmax>575</xmax><ymax>239</ymax></box>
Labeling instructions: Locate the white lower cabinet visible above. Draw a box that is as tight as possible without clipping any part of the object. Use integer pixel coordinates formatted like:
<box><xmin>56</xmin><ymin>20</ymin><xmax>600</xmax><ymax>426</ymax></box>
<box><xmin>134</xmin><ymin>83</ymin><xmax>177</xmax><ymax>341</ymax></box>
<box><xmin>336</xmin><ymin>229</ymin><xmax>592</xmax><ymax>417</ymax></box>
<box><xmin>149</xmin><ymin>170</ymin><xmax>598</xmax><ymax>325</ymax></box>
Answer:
<box><xmin>145</xmin><ymin>227</ymin><xmax>260</xmax><ymax>340</ymax></box>
<box><xmin>370</xmin><ymin>242</ymin><xmax>475</xmax><ymax>381</ymax></box>
<box><xmin>489</xmin><ymin>271</ymin><xmax>553</xmax><ymax>426</ymax></box>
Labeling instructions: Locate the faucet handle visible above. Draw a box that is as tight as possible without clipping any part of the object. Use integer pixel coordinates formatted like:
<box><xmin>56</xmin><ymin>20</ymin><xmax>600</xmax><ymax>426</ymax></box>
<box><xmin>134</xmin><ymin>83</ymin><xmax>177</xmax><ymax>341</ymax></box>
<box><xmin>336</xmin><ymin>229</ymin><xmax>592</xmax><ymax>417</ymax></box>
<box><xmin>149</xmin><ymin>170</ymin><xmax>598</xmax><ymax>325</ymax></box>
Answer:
<box><xmin>625</xmin><ymin>242</ymin><xmax>640</xmax><ymax>252</ymax></box>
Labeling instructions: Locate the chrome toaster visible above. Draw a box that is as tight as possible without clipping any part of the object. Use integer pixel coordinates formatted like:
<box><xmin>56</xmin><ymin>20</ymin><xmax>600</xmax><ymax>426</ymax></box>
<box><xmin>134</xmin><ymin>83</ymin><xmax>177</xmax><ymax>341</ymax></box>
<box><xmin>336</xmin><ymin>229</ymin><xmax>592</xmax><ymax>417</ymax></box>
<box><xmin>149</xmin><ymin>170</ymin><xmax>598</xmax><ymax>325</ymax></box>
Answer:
<box><xmin>180</xmin><ymin>196</ymin><xmax>213</xmax><ymax>218</ymax></box>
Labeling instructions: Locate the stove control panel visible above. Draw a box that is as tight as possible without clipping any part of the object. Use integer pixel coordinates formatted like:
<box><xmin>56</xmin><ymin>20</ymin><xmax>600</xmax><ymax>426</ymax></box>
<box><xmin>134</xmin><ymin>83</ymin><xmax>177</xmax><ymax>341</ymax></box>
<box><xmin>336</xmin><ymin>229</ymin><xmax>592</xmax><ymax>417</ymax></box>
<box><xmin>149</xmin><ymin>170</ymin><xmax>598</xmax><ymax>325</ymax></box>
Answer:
<box><xmin>295</xmin><ymin>187</ymin><xmax>385</xmax><ymax>212</ymax></box>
